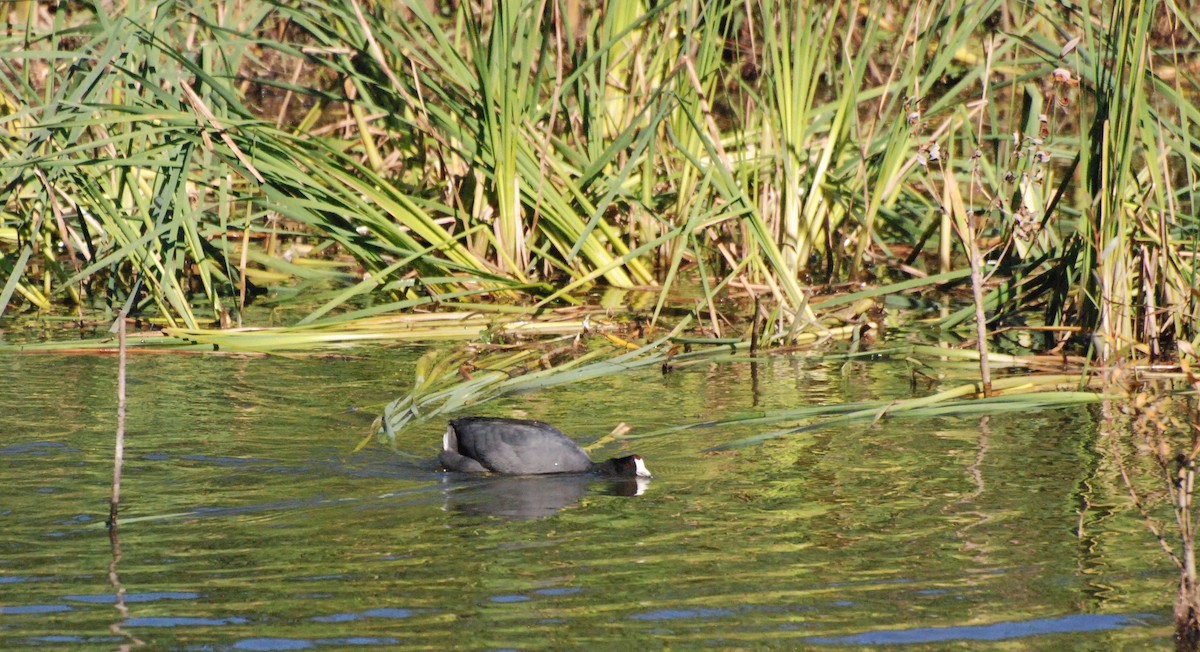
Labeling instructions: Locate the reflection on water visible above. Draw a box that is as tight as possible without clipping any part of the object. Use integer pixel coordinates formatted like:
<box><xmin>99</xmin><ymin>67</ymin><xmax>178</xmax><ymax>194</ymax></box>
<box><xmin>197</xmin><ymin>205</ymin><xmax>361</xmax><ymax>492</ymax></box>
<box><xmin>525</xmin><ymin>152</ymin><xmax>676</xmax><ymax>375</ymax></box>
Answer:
<box><xmin>0</xmin><ymin>346</ymin><xmax>1177</xmax><ymax>648</ymax></box>
<box><xmin>441</xmin><ymin>474</ymin><xmax>651</xmax><ymax>520</ymax></box>
<box><xmin>806</xmin><ymin>613</ymin><xmax>1159</xmax><ymax>645</ymax></box>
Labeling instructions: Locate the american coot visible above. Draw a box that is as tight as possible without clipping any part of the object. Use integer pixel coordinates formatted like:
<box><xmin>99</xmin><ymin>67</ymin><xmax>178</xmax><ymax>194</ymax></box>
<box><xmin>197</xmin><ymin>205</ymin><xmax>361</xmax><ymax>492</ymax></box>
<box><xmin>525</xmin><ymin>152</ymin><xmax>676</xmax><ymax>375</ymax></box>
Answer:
<box><xmin>439</xmin><ymin>417</ymin><xmax>652</xmax><ymax>478</ymax></box>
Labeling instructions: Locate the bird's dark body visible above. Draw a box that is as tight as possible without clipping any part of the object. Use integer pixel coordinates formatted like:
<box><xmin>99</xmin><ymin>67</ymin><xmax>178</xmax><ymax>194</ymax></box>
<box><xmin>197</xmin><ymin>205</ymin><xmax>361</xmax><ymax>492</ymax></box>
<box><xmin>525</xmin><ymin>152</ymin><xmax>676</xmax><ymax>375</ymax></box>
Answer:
<box><xmin>440</xmin><ymin>417</ymin><xmax>594</xmax><ymax>475</ymax></box>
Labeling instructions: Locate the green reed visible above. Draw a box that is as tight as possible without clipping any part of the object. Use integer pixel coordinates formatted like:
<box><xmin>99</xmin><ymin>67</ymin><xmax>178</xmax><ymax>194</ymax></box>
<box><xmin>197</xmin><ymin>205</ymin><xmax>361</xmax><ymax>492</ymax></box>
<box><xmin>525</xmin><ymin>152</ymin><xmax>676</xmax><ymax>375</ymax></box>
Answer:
<box><xmin>0</xmin><ymin>0</ymin><xmax>1196</xmax><ymax>368</ymax></box>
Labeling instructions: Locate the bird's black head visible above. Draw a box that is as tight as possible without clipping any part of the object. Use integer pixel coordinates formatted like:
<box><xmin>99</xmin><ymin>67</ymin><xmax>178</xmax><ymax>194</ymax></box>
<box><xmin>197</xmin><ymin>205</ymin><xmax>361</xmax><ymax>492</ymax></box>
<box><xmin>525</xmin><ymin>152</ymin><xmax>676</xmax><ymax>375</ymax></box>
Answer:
<box><xmin>604</xmin><ymin>454</ymin><xmax>652</xmax><ymax>478</ymax></box>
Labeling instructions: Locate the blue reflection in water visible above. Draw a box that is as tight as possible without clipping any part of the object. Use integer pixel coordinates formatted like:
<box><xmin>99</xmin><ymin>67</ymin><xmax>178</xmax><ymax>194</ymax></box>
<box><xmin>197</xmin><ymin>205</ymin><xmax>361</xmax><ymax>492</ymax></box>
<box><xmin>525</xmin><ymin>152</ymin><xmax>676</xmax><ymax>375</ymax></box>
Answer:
<box><xmin>0</xmin><ymin>442</ymin><xmax>70</xmax><ymax>455</ymax></box>
<box><xmin>806</xmin><ymin>613</ymin><xmax>1156</xmax><ymax>645</ymax></box>
<box><xmin>234</xmin><ymin>639</ymin><xmax>313</xmax><ymax>651</ymax></box>
<box><xmin>630</xmin><ymin>608</ymin><xmax>734</xmax><ymax>620</ymax></box>
<box><xmin>0</xmin><ymin>604</ymin><xmax>72</xmax><ymax>614</ymax></box>
<box><xmin>28</xmin><ymin>635</ymin><xmax>123</xmax><ymax>645</ymax></box>
<box><xmin>490</xmin><ymin>595</ymin><xmax>531</xmax><ymax>603</ymax></box>
<box><xmin>234</xmin><ymin>637</ymin><xmax>398</xmax><ymax>650</ymax></box>
<box><xmin>125</xmin><ymin>616</ymin><xmax>249</xmax><ymax>627</ymax></box>
<box><xmin>533</xmin><ymin>587</ymin><xmax>581</xmax><ymax>596</ymax></box>
<box><xmin>311</xmin><ymin>607</ymin><xmax>413</xmax><ymax>622</ymax></box>
<box><xmin>63</xmin><ymin>591</ymin><xmax>200</xmax><ymax>603</ymax></box>
<box><xmin>0</xmin><ymin>575</ymin><xmax>54</xmax><ymax>584</ymax></box>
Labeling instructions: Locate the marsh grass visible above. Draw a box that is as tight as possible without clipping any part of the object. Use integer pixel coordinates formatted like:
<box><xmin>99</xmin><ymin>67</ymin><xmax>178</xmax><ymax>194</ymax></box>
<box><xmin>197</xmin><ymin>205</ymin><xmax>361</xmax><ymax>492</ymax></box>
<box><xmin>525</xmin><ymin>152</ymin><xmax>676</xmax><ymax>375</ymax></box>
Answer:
<box><xmin>2</xmin><ymin>0</ymin><xmax>1196</xmax><ymax>364</ymax></box>
<box><xmin>2</xmin><ymin>4</ymin><xmax>1200</xmax><ymax>415</ymax></box>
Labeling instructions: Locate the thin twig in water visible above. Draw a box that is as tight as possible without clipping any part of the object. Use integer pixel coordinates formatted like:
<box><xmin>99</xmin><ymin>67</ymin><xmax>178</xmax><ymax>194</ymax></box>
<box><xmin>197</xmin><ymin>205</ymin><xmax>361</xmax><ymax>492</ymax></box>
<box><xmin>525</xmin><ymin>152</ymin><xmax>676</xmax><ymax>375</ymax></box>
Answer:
<box><xmin>108</xmin><ymin>314</ymin><xmax>127</xmax><ymax>529</ymax></box>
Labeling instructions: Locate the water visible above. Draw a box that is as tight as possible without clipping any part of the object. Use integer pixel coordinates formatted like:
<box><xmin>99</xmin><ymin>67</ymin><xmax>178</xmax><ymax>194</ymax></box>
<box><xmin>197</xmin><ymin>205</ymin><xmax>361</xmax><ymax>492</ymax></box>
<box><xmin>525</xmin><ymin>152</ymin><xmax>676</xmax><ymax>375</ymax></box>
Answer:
<box><xmin>0</xmin><ymin>344</ymin><xmax>1174</xmax><ymax>648</ymax></box>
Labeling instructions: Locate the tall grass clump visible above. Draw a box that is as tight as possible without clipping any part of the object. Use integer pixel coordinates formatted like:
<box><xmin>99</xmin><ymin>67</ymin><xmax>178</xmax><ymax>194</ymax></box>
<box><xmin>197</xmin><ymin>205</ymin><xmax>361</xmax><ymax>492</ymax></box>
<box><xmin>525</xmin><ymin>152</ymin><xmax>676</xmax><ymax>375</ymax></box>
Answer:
<box><xmin>1072</xmin><ymin>0</ymin><xmax>1200</xmax><ymax>362</ymax></box>
<box><xmin>0</xmin><ymin>0</ymin><xmax>1198</xmax><ymax>366</ymax></box>
<box><xmin>0</xmin><ymin>0</ymin><xmax>513</xmax><ymax>328</ymax></box>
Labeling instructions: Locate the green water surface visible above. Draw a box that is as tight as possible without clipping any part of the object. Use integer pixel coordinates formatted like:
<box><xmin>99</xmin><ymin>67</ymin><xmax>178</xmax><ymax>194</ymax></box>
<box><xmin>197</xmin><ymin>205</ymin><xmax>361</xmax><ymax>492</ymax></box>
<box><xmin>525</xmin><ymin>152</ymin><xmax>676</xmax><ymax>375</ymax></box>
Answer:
<box><xmin>0</xmin><ymin>344</ymin><xmax>1174</xmax><ymax>649</ymax></box>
